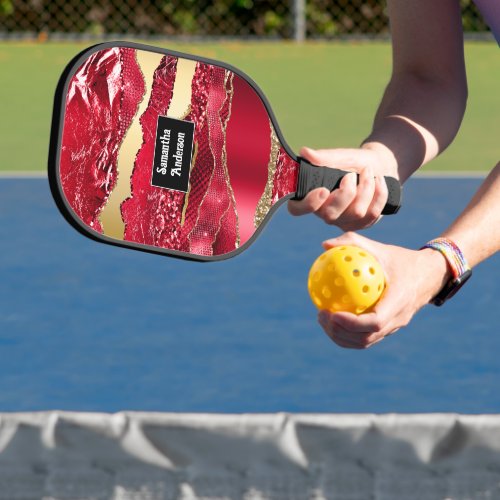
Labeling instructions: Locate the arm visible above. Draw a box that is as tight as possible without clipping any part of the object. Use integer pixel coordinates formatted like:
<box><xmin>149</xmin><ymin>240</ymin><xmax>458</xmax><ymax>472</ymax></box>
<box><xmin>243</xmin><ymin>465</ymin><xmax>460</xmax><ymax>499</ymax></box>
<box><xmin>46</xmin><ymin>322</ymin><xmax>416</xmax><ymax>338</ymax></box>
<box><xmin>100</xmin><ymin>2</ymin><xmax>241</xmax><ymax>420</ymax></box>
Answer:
<box><xmin>441</xmin><ymin>163</ymin><xmax>500</xmax><ymax>267</ymax></box>
<box><xmin>364</xmin><ymin>0</ymin><xmax>468</xmax><ymax>182</ymax></box>
<box><xmin>288</xmin><ymin>0</ymin><xmax>467</xmax><ymax>227</ymax></box>
<box><xmin>318</xmin><ymin>162</ymin><xmax>500</xmax><ymax>349</ymax></box>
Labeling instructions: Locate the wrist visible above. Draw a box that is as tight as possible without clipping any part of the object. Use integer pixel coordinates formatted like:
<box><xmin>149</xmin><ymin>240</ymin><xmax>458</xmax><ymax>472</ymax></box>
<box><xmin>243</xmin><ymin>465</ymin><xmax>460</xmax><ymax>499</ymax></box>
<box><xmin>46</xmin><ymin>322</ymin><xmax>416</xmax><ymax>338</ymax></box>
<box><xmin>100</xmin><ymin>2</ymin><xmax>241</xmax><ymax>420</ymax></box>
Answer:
<box><xmin>420</xmin><ymin>238</ymin><xmax>472</xmax><ymax>306</ymax></box>
<box><xmin>417</xmin><ymin>248</ymin><xmax>453</xmax><ymax>303</ymax></box>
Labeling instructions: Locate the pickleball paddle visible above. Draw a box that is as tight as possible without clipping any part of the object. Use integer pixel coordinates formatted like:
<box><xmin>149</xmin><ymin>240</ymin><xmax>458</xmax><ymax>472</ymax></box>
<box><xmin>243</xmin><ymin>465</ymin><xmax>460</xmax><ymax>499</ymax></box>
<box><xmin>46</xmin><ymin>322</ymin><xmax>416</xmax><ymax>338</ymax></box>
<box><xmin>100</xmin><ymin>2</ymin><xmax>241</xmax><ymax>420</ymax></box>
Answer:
<box><xmin>48</xmin><ymin>41</ymin><xmax>401</xmax><ymax>261</ymax></box>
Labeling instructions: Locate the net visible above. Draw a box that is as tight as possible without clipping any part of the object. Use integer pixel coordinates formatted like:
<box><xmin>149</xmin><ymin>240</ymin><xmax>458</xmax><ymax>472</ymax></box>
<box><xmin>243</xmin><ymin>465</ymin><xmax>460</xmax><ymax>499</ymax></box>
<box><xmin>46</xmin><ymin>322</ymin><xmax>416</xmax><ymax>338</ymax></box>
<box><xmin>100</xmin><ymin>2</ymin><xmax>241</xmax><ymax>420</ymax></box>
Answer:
<box><xmin>1</xmin><ymin>412</ymin><xmax>500</xmax><ymax>499</ymax></box>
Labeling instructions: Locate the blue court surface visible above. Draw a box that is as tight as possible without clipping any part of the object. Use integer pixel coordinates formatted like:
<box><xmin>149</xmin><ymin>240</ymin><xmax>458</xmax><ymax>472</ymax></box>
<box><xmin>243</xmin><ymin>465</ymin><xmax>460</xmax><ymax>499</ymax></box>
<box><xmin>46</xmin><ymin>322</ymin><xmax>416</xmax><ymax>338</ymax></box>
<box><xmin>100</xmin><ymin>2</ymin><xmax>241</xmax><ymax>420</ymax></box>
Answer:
<box><xmin>0</xmin><ymin>176</ymin><xmax>498</xmax><ymax>413</ymax></box>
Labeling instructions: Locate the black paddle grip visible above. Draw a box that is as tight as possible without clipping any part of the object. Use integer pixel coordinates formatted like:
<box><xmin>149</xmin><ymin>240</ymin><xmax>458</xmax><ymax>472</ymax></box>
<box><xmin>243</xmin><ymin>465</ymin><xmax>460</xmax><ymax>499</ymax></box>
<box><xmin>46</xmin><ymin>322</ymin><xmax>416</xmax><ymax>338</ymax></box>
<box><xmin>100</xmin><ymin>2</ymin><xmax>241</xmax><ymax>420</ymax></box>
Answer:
<box><xmin>293</xmin><ymin>158</ymin><xmax>402</xmax><ymax>215</ymax></box>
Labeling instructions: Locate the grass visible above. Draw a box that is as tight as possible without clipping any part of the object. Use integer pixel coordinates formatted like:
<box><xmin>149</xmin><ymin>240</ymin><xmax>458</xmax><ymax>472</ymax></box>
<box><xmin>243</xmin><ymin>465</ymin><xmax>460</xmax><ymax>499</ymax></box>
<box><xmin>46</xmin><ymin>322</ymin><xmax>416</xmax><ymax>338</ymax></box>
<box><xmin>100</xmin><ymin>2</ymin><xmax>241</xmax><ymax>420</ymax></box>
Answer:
<box><xmin>0</xmin><ymin>40</ymin><xmax>497</xmax><ymax>172</ymax></box>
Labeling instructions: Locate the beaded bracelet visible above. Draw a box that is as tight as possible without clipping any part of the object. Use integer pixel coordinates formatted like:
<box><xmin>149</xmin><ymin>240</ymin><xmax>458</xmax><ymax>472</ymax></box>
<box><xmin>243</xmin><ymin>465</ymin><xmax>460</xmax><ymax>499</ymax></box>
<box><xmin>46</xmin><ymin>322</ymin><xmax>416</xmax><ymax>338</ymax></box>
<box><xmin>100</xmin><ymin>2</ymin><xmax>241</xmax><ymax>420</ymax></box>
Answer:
<box><xmin>420</xmin><ymin>238</ymin><xmax>472</xmax><ymax>306</ymax></box>
<box><xmin>421</xmin><ymin>238</ymin><xmax>470</xmax><ymax>278</ymax></box>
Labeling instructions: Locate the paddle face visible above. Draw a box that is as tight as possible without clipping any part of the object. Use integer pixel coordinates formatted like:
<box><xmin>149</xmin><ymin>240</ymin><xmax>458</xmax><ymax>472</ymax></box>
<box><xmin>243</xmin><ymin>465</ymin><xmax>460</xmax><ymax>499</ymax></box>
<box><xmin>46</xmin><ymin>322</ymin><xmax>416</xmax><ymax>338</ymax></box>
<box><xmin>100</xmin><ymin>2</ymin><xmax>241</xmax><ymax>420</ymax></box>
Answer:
<box><xmin>49</xmin><ymin>41</ymin><xmax>299</xmax><ymax>261</ymax></box>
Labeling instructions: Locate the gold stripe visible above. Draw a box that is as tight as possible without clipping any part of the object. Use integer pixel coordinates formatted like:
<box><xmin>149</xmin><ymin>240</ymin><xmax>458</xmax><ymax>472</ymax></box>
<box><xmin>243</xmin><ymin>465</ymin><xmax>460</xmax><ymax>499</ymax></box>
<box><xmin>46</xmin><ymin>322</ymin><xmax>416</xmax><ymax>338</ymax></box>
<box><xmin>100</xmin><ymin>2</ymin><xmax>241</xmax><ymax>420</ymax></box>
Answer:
<box><xmin>168</xmin><ymin>59</ymin><xmax>197</xmax><ymax>119</ymax></box>
<box><xmin>168</xmin><ymin>58</ymin><xmax>197</xmax><ymax>223</ymax></box>
<box><xmin>254</xmin><ymin>123</ymin><xmax>280</xmax><ymax>228</ymax></box>
<box><xmin>100</xmin><ymin>51</ymin><xmax>163</xmax><ymax>240</ymax></box>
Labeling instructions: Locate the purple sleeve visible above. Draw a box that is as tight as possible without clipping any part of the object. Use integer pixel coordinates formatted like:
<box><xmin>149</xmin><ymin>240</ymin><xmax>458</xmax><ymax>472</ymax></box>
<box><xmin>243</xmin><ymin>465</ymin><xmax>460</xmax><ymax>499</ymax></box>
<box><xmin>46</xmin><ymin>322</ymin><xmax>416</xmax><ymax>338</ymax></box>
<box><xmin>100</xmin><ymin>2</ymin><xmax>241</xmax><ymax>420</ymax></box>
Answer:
<box><xmin>473</xmin><ymin>0</ymin><xmax>500</xmax><ymax>45</ymax></box>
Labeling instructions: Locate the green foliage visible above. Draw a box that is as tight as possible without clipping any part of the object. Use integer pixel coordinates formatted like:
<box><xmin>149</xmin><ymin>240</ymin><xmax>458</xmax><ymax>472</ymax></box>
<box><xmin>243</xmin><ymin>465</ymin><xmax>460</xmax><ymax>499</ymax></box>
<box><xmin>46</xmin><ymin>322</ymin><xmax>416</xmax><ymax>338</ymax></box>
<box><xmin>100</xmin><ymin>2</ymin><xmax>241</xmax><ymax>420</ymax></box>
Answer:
<box><xmin>307</xmin><ymin>3</ymin><xmax>339</xmax><ymax>36</ymax></box>
<box><xmin>0</xmin><ymin>0</ymin><xmax>490</xmax><ymax>36</ymax></box>
<box><xmin>263</xmin><ymin>10</ymin><xmax>285</xmax><ymax>35</ymax></box>
<box><xmin>0</xmin><ymin>0</ymin><xmax>13</xmax><ymax>16</ymax></box>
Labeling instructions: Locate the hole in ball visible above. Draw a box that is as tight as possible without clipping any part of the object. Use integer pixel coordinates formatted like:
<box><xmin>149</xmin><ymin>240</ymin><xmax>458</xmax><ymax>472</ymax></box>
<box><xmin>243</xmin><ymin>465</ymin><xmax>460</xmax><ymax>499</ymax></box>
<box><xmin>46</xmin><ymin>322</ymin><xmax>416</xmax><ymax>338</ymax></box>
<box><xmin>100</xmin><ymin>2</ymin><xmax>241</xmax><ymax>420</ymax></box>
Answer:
<box><xmin>362</xmin><ymin>285</ymin><xmax>369</xmax><ymax>293</ymax></box>
<box><xmin>344</xmin><ymin>256</ymin><xmax>352</xmax><ymax>262</ymax></box>
<box><xmin>369</xmin><ymin>267</ymin><xmax>375</xmax><ymax>275</ymax></box>
<box><xmin>352</xmin><ymin>269</ymin><xmax>360</xmax><ymax>277</ymax></box>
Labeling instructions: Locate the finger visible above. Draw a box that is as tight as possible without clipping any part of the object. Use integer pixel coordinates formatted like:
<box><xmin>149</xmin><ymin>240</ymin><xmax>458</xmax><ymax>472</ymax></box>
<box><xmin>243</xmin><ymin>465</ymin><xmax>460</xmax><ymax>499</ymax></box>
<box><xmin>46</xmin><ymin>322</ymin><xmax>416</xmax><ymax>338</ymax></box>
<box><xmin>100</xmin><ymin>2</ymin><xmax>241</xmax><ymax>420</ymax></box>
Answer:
<box><xmin>332</xmin><ymin>291</ymin><xmax>402</xmax><ymax>339</ymax></box>
<box><xmin>315</xmin><ymin>172</ymin><xmax>357</xmax><ymax>224</ymax></box>
<box><xmin>319</xmin><ymin>311</ymin><xmax>371</xmax><ymax>348</ymax></box>
<box><xmin>330</xmin><ymin>318</ymin><xmax>390</xmax><ymax>349</ymax></box>
<box><xmin>343</xmin><ymin>164</ymin><xmax>376</xmax><ymax>221</ymax></box>
<box><xmin>319</xmin><ymin>310</ymin><xmax>390</xmax><ymax>349</ymax></box>
<box><xmin>321</xmin><ymin>232</ymin><xmax>388</xmax><ymax>273</ymax></box>
<box><xmin>288</xmin><ymin>187</ymin><xmax>330</xmax><ymax>216</ymax></box>
<box><xmin>363</xmin><ymin>174</ymin><xmax>389</xmax><ymax>224</ymax></box>
<box><xmin>330</xmin><ymin>311</ymin><xmax>385</xmax><ymax>335</ymax></box>
<box><xmin>330</xmin><ymin>327</ymin><xmax>379</xmax><ymax>349</ymax></box>
<box><xmin>299</xmin><ymin>147</ymin><xmax>367</xmax><ymax>171</ymax></box>
<box><xmin>322</xmin><ymin>231</ymin><xmax>371</xmax><ymax>251</ymax></box>
<box><xmin>321</xmin><ymin>322</ymin><xmax>365</xmax><ymax>349</ymax></box>
<box><xmin>364</xmin><ymin>335</ymin><xmax>386</xmax><ymax>348</ymax></box>
<box><xmin>330</xmin><ymin>336</ymin><xmax>364</xmax><ymax>349</ymax></box>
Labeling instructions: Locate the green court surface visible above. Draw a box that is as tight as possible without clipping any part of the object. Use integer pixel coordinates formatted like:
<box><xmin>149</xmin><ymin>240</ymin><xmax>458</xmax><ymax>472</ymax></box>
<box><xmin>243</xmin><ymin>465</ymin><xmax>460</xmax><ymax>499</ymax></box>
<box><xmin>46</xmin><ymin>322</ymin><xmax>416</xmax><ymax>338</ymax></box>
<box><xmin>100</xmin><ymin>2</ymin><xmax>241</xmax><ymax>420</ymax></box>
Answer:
<box><xmin>0</xmin><ymin>41</ymin><xmax>497</xmax><ymax>173</ymax></box>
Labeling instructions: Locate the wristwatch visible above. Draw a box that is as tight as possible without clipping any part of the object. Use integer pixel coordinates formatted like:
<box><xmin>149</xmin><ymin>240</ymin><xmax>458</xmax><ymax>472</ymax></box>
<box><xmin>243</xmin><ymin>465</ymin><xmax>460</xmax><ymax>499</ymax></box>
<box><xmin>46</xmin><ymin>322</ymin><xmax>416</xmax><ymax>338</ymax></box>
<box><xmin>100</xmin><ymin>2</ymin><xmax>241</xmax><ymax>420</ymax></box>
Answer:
<box><xmin>421</xmin><ymin>238</ymin><xmax>472</xmax><ymax>306</ymax></box>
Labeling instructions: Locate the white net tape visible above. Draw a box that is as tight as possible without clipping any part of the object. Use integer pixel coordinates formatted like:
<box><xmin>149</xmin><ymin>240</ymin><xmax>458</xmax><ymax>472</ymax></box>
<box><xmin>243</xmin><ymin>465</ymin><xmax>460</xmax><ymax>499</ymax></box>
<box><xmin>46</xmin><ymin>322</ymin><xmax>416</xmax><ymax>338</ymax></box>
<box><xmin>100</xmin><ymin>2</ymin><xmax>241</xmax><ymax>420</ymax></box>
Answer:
<box><xmin>0</xmin><ymin>412</ymin><xmax>500</xmax><ymax>499</ymax></box>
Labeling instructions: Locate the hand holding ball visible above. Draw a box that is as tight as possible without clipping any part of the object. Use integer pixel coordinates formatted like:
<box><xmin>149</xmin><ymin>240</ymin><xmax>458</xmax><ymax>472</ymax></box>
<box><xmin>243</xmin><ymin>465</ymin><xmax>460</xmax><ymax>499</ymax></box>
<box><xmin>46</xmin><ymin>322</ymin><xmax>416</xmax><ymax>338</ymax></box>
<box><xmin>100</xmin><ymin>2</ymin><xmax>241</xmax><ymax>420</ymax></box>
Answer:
<box><xmin>308</xmin><ymin>245</ymin><xmax>385</xmax><ymax>314</ymax></box>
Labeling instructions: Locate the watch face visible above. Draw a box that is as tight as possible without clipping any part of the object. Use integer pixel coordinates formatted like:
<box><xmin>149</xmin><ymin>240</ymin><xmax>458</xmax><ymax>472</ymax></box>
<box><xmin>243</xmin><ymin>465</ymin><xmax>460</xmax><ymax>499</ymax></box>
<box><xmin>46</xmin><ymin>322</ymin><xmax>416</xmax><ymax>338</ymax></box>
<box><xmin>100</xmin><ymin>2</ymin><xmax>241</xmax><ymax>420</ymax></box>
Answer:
<box><xmin>432</xmin><ymin>269</ymin><xmax>472</xmax><ymax>306</ymax></box>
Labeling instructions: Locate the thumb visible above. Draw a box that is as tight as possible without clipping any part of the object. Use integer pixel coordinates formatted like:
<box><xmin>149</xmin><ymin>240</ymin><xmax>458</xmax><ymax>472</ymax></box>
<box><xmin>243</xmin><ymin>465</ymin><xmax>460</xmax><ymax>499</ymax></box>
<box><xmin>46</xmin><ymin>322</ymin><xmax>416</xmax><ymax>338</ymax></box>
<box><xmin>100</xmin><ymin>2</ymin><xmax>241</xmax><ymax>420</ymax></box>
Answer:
<box><xmin>299</xmin><ymin>147</ymin><xmax>365</xmax><ymax>170</ymax></box>
<box><xmin>322</xmin><ymin>231</ymin><xmax>369</xmax><ymax>250</ymax></box>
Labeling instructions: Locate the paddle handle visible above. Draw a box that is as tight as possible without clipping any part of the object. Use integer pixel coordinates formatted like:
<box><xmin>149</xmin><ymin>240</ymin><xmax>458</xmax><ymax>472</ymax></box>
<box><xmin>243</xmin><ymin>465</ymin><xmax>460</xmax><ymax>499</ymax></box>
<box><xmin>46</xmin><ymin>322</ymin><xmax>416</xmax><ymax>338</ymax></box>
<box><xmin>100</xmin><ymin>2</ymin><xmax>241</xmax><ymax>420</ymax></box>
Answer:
<box><xmin>293</xmin><ymin>157</ymin><xmax>402</xmax><ymax>215</ymax></box>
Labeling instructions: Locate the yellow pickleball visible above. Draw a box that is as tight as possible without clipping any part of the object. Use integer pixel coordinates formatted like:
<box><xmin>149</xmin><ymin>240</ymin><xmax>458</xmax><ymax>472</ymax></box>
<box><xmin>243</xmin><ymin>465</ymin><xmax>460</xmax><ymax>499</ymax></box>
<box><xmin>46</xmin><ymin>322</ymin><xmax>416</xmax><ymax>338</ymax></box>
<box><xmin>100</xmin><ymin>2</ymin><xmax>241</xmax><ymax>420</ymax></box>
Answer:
<box><xmin>308</xmin><ymin>245</ymin><xmax>385</xmax><ymax>314</ymax></box>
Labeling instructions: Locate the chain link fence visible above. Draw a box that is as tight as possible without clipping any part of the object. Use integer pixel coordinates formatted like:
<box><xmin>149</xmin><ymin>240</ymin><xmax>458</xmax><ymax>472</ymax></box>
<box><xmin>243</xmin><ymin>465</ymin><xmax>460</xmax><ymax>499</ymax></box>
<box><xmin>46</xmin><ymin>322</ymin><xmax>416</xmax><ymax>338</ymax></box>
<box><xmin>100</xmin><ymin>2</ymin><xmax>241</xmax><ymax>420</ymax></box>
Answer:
<box><xmin>0</xmin><ymin>0</ymin><xmax>491</xmax><ymax>40</ymax></box>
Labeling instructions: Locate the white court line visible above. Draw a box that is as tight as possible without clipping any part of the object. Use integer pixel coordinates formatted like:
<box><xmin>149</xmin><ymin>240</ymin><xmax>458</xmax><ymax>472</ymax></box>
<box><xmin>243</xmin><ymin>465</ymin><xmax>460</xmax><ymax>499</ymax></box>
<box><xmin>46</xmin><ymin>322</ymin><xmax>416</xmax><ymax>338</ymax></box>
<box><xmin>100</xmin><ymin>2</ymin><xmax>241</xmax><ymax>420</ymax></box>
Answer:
<box><xmin>414</xmin><ymin>170</ymin><xmax>487</xmax><ymax>178</ymax></box>
<box><xmin>0</xmin><ymin>171</ymin><xmax>47</xmax><ymax>178</ymax></box>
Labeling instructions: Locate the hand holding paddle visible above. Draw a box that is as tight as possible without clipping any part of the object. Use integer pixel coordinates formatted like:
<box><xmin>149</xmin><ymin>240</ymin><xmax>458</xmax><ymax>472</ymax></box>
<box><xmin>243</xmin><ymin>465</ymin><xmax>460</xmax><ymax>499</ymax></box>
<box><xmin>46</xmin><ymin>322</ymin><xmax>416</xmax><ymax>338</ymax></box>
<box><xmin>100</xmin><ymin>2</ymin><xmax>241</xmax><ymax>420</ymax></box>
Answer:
<box><xmin>289</xmin><ymin>146</ymin><xmax>400</xmax><ymax>231</ymax></box>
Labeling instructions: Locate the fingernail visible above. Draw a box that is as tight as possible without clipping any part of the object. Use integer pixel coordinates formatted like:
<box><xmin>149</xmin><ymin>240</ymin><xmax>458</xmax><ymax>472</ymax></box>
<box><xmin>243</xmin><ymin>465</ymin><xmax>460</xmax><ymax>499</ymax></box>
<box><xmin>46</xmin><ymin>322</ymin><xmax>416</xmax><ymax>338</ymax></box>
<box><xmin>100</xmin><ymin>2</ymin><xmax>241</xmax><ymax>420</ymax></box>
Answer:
<box><xmin>319</xmin><ymin>188</ymin><xmax>329</xmax><ymax>200</ymax></box>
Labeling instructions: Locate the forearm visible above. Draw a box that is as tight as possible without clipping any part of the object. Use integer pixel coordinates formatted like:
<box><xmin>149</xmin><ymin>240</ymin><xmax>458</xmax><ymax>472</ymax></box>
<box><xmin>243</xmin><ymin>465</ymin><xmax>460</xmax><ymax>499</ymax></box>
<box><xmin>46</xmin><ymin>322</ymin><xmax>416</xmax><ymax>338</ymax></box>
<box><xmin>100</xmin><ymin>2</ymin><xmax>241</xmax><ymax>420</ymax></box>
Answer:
<box><xmin>361</xmin><ymin>0</ymin><xmax>467</xmax><ymax>183</ymax></box>
<box><xmin>418</xmin><ymin>162</ymin><xmax>500</xmax><ymax>302</ymax></box>
<box><xmin>362</xmin><ymin>73</ymin><xmax>467</xmax><ymax>182</ymax></box>
<box><xmin>441</xmin><ymin>162</ymin><xmax>500</xmax><ymax>267</ymax></box>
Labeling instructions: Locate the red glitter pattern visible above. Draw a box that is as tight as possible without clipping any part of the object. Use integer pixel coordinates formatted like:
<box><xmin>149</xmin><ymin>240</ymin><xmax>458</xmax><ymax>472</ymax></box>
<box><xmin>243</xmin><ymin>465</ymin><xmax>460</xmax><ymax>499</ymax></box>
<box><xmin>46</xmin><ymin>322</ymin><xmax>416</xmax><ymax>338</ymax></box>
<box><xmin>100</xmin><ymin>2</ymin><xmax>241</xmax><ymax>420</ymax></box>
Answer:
<box><xmin>121</xmin><ymin>56</ymin><xmax>181</xmax><ymax>246</ymax></box>
<box><xmin>58</xmin><ymin>47</ymin><xmax>301</xmax><ymax>258</ymax></box>
<box><xmin>60</xmin><ymin>48</ymin><xmax>145</xmax><ymax>232</ymax></box>
<box><xmin>177</xmin><ymin>63</ymin><xmax>213</xmax><ymax>250</ymax></box>
<box><xmin>272</xmin><ymin>148</ymin><xmax>299</xmax><ymax>202</ymax></box>
<box><xmin>225</xmin><ymin>74</ymin><xmax>272</xmax><ymax>246</ymax></box>
<box><xmin>188</xmin><ymin>66</ymin><xmax>236</xmax><ymax>256</ymax></box>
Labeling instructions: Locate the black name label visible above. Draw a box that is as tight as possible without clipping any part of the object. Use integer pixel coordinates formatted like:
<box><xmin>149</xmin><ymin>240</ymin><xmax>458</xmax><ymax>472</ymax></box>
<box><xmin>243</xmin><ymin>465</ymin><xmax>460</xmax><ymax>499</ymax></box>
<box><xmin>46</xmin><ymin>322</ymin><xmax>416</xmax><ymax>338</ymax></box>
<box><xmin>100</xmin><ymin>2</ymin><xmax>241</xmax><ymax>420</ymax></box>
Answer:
<box><xmin>151</xmin><ymin>116</ymin><xmax>195</xmax><ymax>193</ymax></box>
